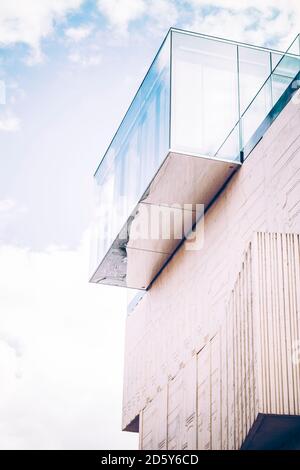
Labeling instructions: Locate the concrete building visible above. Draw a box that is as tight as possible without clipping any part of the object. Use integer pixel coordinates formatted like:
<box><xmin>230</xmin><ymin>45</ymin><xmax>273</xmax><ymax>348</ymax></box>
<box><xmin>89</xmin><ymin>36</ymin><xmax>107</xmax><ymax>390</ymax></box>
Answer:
<box><xmin>91</xmin><ymin>29</ymin><xmax>300</xmax><ymax>449</ymax></box>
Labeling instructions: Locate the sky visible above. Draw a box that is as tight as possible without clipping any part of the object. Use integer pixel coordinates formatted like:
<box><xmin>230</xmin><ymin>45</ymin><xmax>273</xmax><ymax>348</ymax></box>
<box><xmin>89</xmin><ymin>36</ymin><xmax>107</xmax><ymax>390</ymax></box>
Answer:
<box><xmin>0</xmin><ymin>0</ymin><xmax>299</xmax><ymax>450</ymax></box>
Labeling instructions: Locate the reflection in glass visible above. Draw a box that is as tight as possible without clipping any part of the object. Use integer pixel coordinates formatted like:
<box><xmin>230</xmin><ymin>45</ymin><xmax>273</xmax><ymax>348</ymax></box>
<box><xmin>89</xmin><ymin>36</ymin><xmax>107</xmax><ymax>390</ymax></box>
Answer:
<box><xmin>171</xmin><ymin>31</ymin><xmax>239</xmax><ymax>156</ymax></box>
<box><xmin>91</xmin><ymin>30</ymin><xmax>300</xmax><ymax>280</ymax></box>
<box><xmin>238</xmin><ymin>46</ymin><xmax>271</xmax><ymax>115</ymax></box>
<box><xmin>242</xmin><ymin>76</ymin><xmax>272</xmax><ymax>146</ymax></box>
<box><xmin>91</xmin><ymin>34</ymin><xmax>171</xmax><ymax>277</ymax></box>
<box><xmin>241</xmin><ymin>37</ymin><xmax>300</xmax><ymax>156</ymax></box>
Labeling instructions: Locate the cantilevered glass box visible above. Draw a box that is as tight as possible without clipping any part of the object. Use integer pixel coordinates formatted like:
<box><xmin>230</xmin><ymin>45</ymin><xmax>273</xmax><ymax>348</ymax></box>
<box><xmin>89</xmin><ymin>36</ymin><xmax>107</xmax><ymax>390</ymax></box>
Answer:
<box><xmin>90</xmin><ymin>29</ymin><xmax>300</xmax><ymax>289</ymax></box>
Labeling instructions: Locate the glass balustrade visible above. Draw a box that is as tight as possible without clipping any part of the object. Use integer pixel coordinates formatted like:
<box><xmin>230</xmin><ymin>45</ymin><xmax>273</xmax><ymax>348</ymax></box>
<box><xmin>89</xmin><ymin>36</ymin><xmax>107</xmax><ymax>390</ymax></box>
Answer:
<box><xmin>91</xmin><ymin>29</ymin><xmax>300</xmax><ymax>288</ymax></box>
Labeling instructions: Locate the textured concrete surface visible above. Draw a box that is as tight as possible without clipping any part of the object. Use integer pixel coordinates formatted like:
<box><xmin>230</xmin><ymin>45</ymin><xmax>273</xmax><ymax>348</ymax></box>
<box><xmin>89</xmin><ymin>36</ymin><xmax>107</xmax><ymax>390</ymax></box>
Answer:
<box><xmin>122</xmin><ymin>97</ymin><xmax>300</xmax><ymax>449</ymax></box>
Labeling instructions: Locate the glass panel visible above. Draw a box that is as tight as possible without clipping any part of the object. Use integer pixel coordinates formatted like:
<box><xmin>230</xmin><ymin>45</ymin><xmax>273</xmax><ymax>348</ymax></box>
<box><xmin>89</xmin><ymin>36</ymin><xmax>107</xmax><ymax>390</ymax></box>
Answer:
<box><xmin>215</xmin><ymin>122</ymin><xmax>240</xmax><ymax>161</ymax></box>
<box><xmin>241</xmin><ymin>36</ymin><xmax>300</xmax><ymax>159</ymax></box>
<box><xmin>171</xmin><ymin>30</ymin><xmax>239</xmax><ymax>157</ymax></box>
<box><xmin>286</xmin><ymin>34</ymin><xmax>300</xmax><ymax>56</ymax></box>
<box><xmin>238</xmin><ymin>46</ymin><xmax>271</xmax><ymax>115</ymax></box>
<box><xmin>91</xmin><ymin>30</ymin><xmax>300</xmax><ymax>280</ymax></box>
<box><xmin>272</xmin><ymin>52</ymin><xmax>284</xmax><ymax>72</ymax></box>
<box><xmin>242</xmin><ymin>76</ymin><xmax>272</xmax><ymax>148</ymax></box>
<box><xmin>272</xmin><ymin>53</ymin><xmax>300</xmax><ymax>78</ymax></box>
<box><xmin>272</xmin><ymin>36</ymin><xmax>300</xmax><ymax>73</ymax></box>
<box><xmin>272</xmin><ymin>73</ymin><xmax>294</xmax><ymax>104</ymax></box>
<box><xmin>91</xmin><ymin>33</ymin><xmax>171</xmax><ymax>276</ymax></box>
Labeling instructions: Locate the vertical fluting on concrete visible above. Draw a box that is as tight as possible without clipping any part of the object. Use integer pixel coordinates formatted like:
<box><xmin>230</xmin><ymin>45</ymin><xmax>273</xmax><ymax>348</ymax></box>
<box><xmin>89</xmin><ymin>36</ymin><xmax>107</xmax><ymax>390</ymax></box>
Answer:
<box><xmin>136</xmin><ymin>232</ymin><xmax>300</xmax><ymax>449</ymax></box>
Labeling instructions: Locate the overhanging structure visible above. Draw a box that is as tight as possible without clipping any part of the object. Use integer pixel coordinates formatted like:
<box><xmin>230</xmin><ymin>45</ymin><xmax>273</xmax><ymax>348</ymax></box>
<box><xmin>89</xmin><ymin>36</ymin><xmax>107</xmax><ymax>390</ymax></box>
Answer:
<box><xmin>90</xmin><ymin>29</ymin><xmax>300</xmax><ymax>289</ymax></box>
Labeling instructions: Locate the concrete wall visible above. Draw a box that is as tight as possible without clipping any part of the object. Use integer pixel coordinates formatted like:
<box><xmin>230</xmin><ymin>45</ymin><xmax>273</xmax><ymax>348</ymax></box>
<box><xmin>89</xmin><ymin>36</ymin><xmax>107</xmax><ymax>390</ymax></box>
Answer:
<box><xmin>122</xmin><ymin>98</ymin><xmax>300</xmax><ymax>449</ymax></box>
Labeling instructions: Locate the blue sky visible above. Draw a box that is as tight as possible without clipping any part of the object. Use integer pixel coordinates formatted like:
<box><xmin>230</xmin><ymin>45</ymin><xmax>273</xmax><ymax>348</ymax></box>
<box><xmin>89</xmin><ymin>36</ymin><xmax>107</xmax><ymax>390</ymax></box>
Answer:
<box><xmin>0</xmin><ymin>0</ymin><xmax>299</xmax><ymax>450</ymax></box>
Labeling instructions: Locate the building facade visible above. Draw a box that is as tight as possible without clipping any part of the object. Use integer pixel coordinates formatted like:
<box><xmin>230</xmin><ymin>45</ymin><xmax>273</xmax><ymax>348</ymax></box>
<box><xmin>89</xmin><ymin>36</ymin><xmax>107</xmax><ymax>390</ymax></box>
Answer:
<box><xmin>91</xmin><ymin>29</ymin><xmax>300</xmax><ymax>449</ymax></box>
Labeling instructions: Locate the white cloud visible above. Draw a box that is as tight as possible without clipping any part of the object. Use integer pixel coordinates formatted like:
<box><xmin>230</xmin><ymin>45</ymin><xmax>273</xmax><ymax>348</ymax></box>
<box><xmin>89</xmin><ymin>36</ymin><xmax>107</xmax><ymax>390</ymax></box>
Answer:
<box><xmin>96</xmin><ymin>0</ymin><xmax>300</xmax><ymax>48</ymax></box>
<box><xmin>186</xmin><ymin>0</ymin><xmax>300</xmax><ymax>48</ymax></box>
<box><xmin>0</xmin><ymin>0</ymin><xmax>298</xmax><ymax>64</ymax></box>
<box><xmin>0</xmin><ymin>234</ymin><xmax>138</xmax><ymax>449</ymax></box>
<box><xmin>0</xmin><ymin>80</ymin><xmax>6</xmax><ymax>105</ymax></box>
<box><xmin>0</xmin><ymin>199</ymin><xmax>16</xmax><ymax>213</ymax></box>
<box><xmin>97</xmin><ymin>0</ymin><xmax>146</xmax><ymax>32</ymax></box>
<box><xmin>0</xmin><ymin>112</ymin><xmax>20</xmax><ymax>132</ymax></box>
<box><xmin>0</xmin><ymin>332</ymin><xmax>23</xmax><ymax>358</ymax></box>
<box><xmin>65</xmin><ymin>25</ymin><xmax>93</xmax><ymax>42</ymax></box>
<box><xmin>146</xmin><ymin>0</ymin><xmax>178</xmax><ymax>33</ymax></box>
<box><xmin>97</xmin><ymin>0</ymin><xmax>178</xmax><ymax>34</ymax></box>
<box><xmin>0</xmin><ymin>332</ymin><xmax>24</xmax><ymax>380</ymax></box>
<box><xmin>68</xmin><ymin>50</ymin><xmax>102</xmax><ymax>67</ymax></box>
<box><xmin>0</xmin><ymin>199</ymin><xmax>27</xmax><ymax>233</ymax></box>
<box><xmin>0</xmin><ymin>0</ymin><xmax>84</xmax><ymax>63</ymax></box>
<box><xmin>189</xmin><ymin>0</ymin><xmax>298</xmax><ymax>11</ymax></box>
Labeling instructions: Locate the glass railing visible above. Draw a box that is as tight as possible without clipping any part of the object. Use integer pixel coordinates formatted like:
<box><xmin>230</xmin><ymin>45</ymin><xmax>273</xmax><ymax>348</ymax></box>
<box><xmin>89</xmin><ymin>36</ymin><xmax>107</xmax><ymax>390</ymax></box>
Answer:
<box><xmin>91</xmin><ymin>29</ymin><xmax>300</xmax><ymax>282</ymax></box>
<box><xmin>91</xmin><ymin>34</ymin><xmax>171</xmax><ymax>277</ymax></box>
<box><xmin>216</xmin><ymin>34</ymin><xmax>300</xmax><ymax>160</ymax></box>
